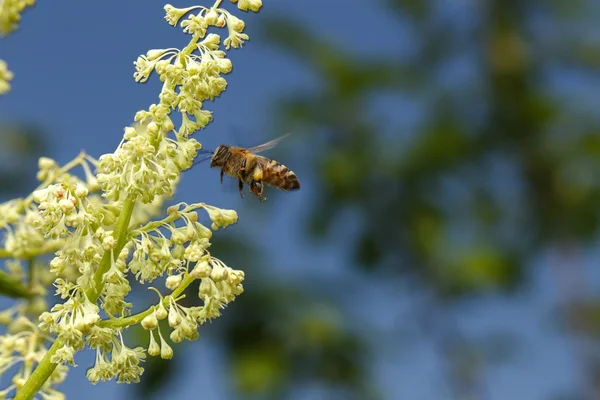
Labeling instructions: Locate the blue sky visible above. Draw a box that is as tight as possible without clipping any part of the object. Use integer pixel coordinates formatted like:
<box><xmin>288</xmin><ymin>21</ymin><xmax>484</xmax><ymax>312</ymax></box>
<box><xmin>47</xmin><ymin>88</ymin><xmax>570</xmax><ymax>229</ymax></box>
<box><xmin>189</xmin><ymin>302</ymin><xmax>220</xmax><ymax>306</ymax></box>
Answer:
<box><xmin>0</xmin><ymin>0</ymin><xmax>597</xmax><ymax>399</ymax></box>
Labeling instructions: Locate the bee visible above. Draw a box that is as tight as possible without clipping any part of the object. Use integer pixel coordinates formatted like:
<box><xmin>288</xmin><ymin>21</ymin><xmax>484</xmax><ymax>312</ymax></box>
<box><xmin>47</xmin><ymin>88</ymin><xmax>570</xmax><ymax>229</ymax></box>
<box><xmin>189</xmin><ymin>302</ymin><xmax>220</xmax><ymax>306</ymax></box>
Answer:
<box><xmin>201</xmin><ymin>134</ymin><xmax>300</xmax><ymax>201</ymax></box>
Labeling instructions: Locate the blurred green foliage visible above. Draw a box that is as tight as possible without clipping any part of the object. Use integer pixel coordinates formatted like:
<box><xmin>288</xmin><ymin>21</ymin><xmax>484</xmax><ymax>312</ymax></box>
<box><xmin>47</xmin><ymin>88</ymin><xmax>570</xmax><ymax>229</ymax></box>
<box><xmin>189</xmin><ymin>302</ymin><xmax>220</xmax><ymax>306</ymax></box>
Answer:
<box><xmin>261</xmin><ymin>0</ymin><xmax>599</xmax><ymax>398</ymax></box>
<box><xmin>0</xmin><ymin>124</ymin><xmax>46</xmax><ymax>195</ymax></box>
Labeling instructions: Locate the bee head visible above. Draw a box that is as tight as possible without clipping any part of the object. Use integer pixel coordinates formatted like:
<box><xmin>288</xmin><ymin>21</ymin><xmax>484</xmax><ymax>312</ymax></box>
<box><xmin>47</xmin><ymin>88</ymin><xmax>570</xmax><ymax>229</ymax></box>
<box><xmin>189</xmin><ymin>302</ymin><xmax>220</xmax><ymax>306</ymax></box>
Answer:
<box><xmin>210</xmin><ymin>145</ymin><xmax>230</xmax><ymax>168</ymax></box>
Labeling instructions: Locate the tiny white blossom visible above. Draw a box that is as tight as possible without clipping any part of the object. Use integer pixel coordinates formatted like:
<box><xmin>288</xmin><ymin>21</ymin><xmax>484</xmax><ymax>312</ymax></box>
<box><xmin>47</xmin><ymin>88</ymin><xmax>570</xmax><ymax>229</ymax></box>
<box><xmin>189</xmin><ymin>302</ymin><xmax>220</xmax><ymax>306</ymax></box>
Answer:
<box><xmin>165</xmin><ymin>274</ymin><xmax>182</xmax><ymax>290</ymax></box>
<box><xmin>158</xmin><ymin>329</ymin><xmax>173</xmax><ymax>360</ymax></box>
<box><xmin>202</xmin><ymin>205</ymin><xmax>238</xmax><ymax>230</ymax></box>
<box><xmin>0</xmin><ymin>60</ymin><xmax>13</xmax><ymax>94</ymax></box>
<box><xmin>230</xmin><ymin>0</ymin><xmax>262</xmax><ymax>12</ymax></box>
<box><xmin>141</xmin><ymin>312</ymin><xmax>158</xmax><ymax>331</ymax></box>
<box><xmin>147</xmin><ymin>331</ymin><xmax>160</xmax><ymax>356</ymax></box>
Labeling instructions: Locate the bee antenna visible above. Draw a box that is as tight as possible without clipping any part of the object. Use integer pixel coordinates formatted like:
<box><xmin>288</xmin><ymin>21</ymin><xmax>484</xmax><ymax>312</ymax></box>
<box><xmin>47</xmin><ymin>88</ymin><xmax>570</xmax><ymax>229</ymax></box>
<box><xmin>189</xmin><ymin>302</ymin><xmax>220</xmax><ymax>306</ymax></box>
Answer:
<box><xmin>192</xmin><ymin>152</ymin><xmax>214</xmax><ymax>167</ymax></box>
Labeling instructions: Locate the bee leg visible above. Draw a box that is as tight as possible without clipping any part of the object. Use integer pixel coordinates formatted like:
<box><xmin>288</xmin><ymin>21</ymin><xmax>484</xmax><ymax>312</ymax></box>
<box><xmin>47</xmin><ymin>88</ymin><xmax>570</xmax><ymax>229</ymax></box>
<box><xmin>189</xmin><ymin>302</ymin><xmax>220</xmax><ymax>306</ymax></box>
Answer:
<box><xmin>239</xmin><ymin>158</ymin><xmax>247</xmax><ymax>180</ymax></box>
<box><xmin>238</xmin><ymin>179</ymin><xmax>244</xmax><ymax>199</ymax></box>
<box><xmin>250</xmin><ymin>180</ymin><xmax>267</xmax><ymax>202</ymax></box>
<box><xmin>220</xmin><ymin>152</ymin><xmax>232</xmax><ymax>183</ymax></box>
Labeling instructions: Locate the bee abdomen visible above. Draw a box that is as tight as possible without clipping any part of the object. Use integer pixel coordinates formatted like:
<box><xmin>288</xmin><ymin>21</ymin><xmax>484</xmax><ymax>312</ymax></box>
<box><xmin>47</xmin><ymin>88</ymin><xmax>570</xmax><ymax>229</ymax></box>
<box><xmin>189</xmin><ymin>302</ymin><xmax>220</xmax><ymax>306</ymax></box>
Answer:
<box><xmin>263</xmin><ymin>162</ymin><xmax>300</xmax><ymax>191</ymax></box>
<box><xmin>284</xmin><ymin>172</ymin><xmax>300</xmax><ymax>190</ymax></box>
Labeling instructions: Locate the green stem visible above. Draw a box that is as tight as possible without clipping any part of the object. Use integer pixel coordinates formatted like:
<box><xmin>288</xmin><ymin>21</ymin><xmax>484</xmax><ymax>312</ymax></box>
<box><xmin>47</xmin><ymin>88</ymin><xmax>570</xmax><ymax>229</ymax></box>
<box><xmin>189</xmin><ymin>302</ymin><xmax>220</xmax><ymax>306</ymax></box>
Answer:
<box><xmin>128</xmin><ymin>203</ymin><xmax>204</xmax><ymax>239</ymax></box>
<box><xmin>100</xmin><ymin>273</ymin><xmax>196</xmax><ymax>329</ymax></box>
<box><xmin>86</xmin><ymin>197</ymin><xmax>135</xmax><ymax>302</ymax></box>
<box><xmin>181</xmin><ymin>33</ymin><xmax>202</xmax><ymax>58</ymax></box>
<box><xmin>14</xmin><ymin>340</ymin><xmax>62</xmax><ymax>400</ymax></box>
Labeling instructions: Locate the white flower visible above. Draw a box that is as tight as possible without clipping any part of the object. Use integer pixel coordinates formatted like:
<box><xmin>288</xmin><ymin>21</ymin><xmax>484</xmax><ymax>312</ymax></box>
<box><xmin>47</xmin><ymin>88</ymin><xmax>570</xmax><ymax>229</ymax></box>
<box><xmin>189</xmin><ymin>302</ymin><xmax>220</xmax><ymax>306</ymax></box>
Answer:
<box><xmin>181</xmin><ymin>14</ymin><xmax>208</xmax><ymax>37</ymax></box>
<box><xmin>165</xmin><ymin>274</ymin><xmax>182</xmax><ymax>290</ymax></box>
<box><xmin>164</xmin><ymin>4</ymin><xmax>193</xmax><ymax>26</ymax></box>
<box><xmin>191</xmin><ymin>257</ymin><xmax>211</xmax><ymax>278</ymax></box>
<box><xmin>200</xmin><ymin>33</ymin><xmax>221</xmax><ymax>50</ymax></box>
<box><xmin>0</xmin><ymin>60</ymin><xmax>12</xmax><ymax>94</ymax></box>
<box><xmin>202</xmin><ymin>205</ymin><xmax>238</xmax><ymax>230</ymax></box>
<box><xmin>210</xmin><ymin>260</ymin><xmax>228</xmax><ymax>282</ymax></box>
<box><xmin>205</xmin><ymin>9</ymin><xmax>219</xmax><ymax>25</ymax></box>
<box><xmin>224</xmin><ymin>32</ymin><xmax>249</xmax><ymax>50</ymax></box>
<box><xmin>230</xmin><ymin>0</ymin><xmax>262</xmax><ymax>12</ymax></box>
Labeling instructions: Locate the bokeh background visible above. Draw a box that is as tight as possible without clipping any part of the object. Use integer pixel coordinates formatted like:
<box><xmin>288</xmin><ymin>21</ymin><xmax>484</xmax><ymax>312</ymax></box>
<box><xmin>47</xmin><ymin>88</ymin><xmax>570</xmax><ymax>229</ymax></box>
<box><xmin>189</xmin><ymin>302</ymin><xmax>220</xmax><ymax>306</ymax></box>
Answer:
<box><xmin>2</xmin><ymin>0</ymin><xmax>600</xmax><ymax>399</ymax></box>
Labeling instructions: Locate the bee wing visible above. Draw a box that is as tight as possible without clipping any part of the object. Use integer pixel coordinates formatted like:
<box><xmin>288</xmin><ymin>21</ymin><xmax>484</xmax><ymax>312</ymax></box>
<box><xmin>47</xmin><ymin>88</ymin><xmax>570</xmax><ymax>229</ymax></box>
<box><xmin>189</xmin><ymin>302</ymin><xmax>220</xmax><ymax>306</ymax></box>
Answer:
<box><xmin>253</xmin><ymin>155</ymin><xmax>272</xmax><ymax>167</ymax></box>
<box><xmin>247</xmin><ymin>133</ymin><xmax>292</xmax><ymax>154</ymax></box>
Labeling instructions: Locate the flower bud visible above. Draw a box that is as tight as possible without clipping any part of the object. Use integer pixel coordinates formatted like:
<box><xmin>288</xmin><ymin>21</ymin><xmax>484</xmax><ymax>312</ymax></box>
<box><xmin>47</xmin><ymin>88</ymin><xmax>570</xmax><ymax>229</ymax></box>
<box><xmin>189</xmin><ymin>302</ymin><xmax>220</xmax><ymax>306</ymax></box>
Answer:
<box><xmin>217</xmin><ymin>13</ymin><xmax>226</xmax><ymax>27</ymax></box>
<box><xmin>185</xmin><ymin>225</ymin><xmax>197</xmax><ymax>240</ymax></box>
<box><xmin>205</xmin><ymin>9</ymin><xmax>218</xmax><ymax>25</ymax></box>
<box><xmin>95</xmin><ymin>227</ymin><xmax>106</xmax><ymax>240</ymax></box>
<box><xmin>181</xmin><ymin>320</ymin><xmax>196</xmax><ymax>337</ymax></box>
<box><xmin>199</xmin><ymin>277</ymin><xmax>218</xmax><ymax>299</ymax></box>
<box><xmin>166</xmin><ymin>274</ymin><xmax>182</xmax><ymax>290</ymax></box>
<box><xmin>228</xmin><ymin>14</ymin><xmax>245</xmax><ymax>31</ymax></box>
<box><xmin>170</xmin><ymin>229</ymin><xmax>186</xmax><ymax>245</ymax></box>
<box><xmin>123</xmin><ymin>127</ymin><xmax>137</xmax><ymax>140</ymax></box>
<box><xmin>191</xmin><ymin>259</ymin><xmax>211</xmax><ymax>278</ymax></box>
<box><xmin>38</xmin><ymin>157</ymin><xmax>56</xmax><ymax>170</ymax></box>
<box><xmin>168</xmin><ymin>306</ymin><xmax>182</xmax><ymax>327</ymax></box>
<box><xmin>228</xmin><ymin>269</ymin><xmax>245</xmax><ymax>286</ymax></box>
<box><xmin>156</xmin><ymin>302</ymin><xmax>168</xmax><ymax>320</ymax></box>
<box><xmin>74</xmin><ymin>184</ymin><xmax>89</xmax><ymax>199</ymax></box>
<box><xmin>148</xmin><ymin>332</ymin><xmax>160</xmax><ymax>356</ymax></box>
<box><xmin>170</xmin><ymin>328</ymin><xmax>185</xmax><ymax>344</ymax></box>
<box><xmin>172</xmin><ymin>244</ymin><xmax>185</xmax><ymax>260</ymax></box>
<box><xmin>210</xmin><ymin>262</ymin><xmax>228</xmax><ymax>282</ymax></box>
<box><xmin>216</xmin><ymin>58</ymin><xmax>232</xmax><ymax>74</ymax></box>
<box><xmin>147</xmin><ymin>121</ymin><xmax>159</xmax><ymax>137</ymax></box>
<box><xmin>102</xmin><ymin>235</ymin><xmax>116</xmax><ymax>250</ymax></box>
<box><xmin>202</xmin><ymin>33</ymin><xmax>220</xmax><ymax>49</ymax></box>
<box><xmin>185</xmin><ymin>212</ymin><xmax>198</xmax><ymax>223</ymax></box>
<box><xmin>160</xmin><ymin>339</ymin><xmax>173</xmax><ymax>359</ymax></box>
<box><xmin>147</xmin><ymin>49</ymin><xmax>167</xmax><ymax>61</ymax></box>
<box><xmin>141</xmin><ymin>312</ymin><xmax>158</xmax><ymax>330</ymax></box>
<box><xmin>36</xmin><ymin>170</ymin><xmax>48</xmax><ymax>182</ymax></box>
<box><xmin>58</xmin><ymin>198</ymin><xmax>75</xmax><ymax>212</ymax></box>
<box><xmin>163</xmin><ymin>116</ymin><xmax>175</xmax><ymax>132</ymax></box>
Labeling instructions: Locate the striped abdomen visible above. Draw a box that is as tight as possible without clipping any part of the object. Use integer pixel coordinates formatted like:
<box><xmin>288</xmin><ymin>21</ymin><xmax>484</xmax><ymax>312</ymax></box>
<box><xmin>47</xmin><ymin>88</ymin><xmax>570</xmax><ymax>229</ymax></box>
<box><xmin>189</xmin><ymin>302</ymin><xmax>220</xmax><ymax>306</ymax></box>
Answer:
<box><xmin>259</xmin><ymin>158</ymin><xmax>300</xmax><ymax>191</ymax></box>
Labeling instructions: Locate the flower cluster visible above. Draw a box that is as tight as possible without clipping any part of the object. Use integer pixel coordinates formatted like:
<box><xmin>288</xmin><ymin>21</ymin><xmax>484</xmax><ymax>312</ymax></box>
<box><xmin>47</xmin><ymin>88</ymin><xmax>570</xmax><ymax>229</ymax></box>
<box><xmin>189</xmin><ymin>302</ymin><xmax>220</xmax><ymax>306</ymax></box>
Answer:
<box><xmin>141</xmin><ymin>254</ymin><xmax>246</xmax><ymax>359</ymax></box>
<box><xmin>0</xmin><ymin>60</ymin><xmax>13</xmax><ymax>95</ymax></box>
<box><xmin>1</xmin><ymin>0</ymin><xmax>36</xmax><ymax>96</ymax></box>
<box><xmin>0</xmin><ymin>1</ymin><xmax>264</xmax><ymax>398</ymax></box>
<box><xmin>0</xmin><ymin>0</ymin><xmax>35</xmax><ymax>36</ymax></box>
<box><xmin>0</xmin><ymin>315</ymin><xmax>68</xmax><ymax>399</ymax></box>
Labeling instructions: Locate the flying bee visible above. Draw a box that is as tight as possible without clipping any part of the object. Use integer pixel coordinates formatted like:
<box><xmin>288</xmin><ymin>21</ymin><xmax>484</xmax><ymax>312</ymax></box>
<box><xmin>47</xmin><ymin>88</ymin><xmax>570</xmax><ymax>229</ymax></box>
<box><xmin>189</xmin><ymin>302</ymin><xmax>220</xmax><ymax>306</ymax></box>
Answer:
<box><xmin>195</xmin><ymin>134</ymin><xmax>300</xmax><ymax>201</ymax></box>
